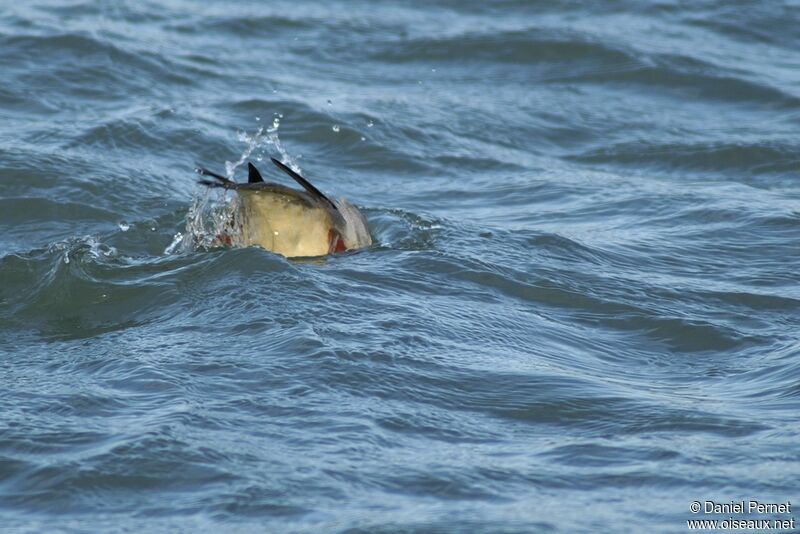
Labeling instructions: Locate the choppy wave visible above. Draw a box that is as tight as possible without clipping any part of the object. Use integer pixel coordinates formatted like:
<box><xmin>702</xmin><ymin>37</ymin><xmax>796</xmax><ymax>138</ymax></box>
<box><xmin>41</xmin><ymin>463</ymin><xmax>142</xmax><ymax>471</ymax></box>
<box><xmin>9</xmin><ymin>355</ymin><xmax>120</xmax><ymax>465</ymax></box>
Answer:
<box><xmin>1</xmin><ymin>0</ymin><xmax>799</xmax><ymax>532</ymax></box>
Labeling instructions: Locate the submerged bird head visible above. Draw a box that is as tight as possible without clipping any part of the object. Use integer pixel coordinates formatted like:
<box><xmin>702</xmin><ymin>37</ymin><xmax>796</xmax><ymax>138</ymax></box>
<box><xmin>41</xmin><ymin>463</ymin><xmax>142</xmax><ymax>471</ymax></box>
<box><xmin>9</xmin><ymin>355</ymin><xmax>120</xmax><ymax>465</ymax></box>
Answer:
<box><xmin>195</xmin><ymin>157</ymin><xmax>372</xmax><ymax>258</ymax></box>
<box><xmin>331</xmin><ymin>197</ymin><xmax>372</xmax><ymax>251</ymax></box>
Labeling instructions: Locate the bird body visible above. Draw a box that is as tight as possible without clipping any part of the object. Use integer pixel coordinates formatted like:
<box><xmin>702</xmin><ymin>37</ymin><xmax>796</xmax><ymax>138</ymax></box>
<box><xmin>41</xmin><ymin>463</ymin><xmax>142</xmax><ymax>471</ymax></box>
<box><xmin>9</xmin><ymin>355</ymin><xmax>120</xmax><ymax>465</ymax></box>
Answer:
<box><xmin>196</xmin><ymin>158</ymin><xmax>371</xmax><ymax>258</ymax></box>
<box><xmin>239</xmin><ymin>186</ymin><xmax>339</xmax><ymax>257</ymax></box>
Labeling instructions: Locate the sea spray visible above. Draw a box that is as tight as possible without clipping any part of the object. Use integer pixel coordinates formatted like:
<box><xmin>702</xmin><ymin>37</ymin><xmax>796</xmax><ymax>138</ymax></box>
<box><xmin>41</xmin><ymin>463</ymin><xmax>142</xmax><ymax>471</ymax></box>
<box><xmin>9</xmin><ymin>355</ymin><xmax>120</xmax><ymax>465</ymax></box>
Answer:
<box><xmin>166</xmin><ymin>120</ymin><xmax>298</xmax><ymax>254</ymax></box>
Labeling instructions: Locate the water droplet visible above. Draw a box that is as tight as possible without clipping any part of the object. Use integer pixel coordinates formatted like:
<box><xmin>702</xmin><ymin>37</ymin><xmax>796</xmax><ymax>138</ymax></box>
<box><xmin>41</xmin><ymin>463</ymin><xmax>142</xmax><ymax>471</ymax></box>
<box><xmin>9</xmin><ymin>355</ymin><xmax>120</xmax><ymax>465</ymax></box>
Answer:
<box><xmin>367</xmin><ymin>120</ymin><xmax>374</xmax><ymax>127</ymax></box>
<box><xmin>332</xmin><ymin>124</ymin><xmax>340</xmax><ymax>133</ymax></box>
<box><xmin>360</xmin><ymin>136</ymin><xmax>366</xmax><ymax>141</ymax></box>
<box><xmin>255</xmin><ymin>116</ymin><xmax>260</xmax><ymax>121</ymax></box>
<box><xmin>431</xmin><ymin>68</ymin><xmax>436</xmax><ymax>72</ymax></box>
<box><xmin>327</xmin><ymin>99</ymin><xmax>332</xmax><ymax>106</ymax></box>
<box><xmin>272</xmin><ymin>117</ymin><xmax>280</xmax><ymax>128</ymax></box>
<box><xmin>118</xmin><ymin>222</ymin><xmax>130</xmax><ymax>232</ymax></box>
<box><xmin>164</xmin><ymin>232</ymin><xmax>183</xmax><ymax>254</ymax></box>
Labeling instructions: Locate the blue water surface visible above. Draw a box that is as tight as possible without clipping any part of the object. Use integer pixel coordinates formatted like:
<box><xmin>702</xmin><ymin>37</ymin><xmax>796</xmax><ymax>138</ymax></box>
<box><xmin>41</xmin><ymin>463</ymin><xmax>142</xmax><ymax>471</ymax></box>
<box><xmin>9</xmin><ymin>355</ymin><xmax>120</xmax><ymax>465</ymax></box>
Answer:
<box><xmin>1</xmin><ymin>1</ymin><xmax>799</xmax><ymax>532</ymax></box>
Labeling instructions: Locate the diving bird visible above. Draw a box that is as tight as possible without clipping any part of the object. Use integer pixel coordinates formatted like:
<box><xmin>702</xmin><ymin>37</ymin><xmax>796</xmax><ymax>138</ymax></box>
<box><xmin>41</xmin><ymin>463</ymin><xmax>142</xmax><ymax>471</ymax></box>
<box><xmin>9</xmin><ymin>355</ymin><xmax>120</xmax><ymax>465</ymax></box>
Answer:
<box><xmin>195</xmin><ymin>158</ymin><xmax>372</xmax><ymax>258</ymax></box>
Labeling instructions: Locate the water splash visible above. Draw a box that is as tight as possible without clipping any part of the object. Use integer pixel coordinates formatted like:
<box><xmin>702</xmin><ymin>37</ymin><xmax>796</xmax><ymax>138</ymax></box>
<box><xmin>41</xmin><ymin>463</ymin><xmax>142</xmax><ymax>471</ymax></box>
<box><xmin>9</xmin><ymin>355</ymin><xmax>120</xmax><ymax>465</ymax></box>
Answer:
<box><xmin>224</xmin><ymin>127</ymin><xmax>264</xmax><ymax>178</ymax></box>
<box><xmin>49</xmin><ymin>236</ymin><xmax>119</xmax><ymax>265</ymax></box>
<box><xmin>164</xmin><ymin>187</ymin><xmax>241</xmax><ymax>254</ymax></box>
<box><xmin>166</xmin><ymin>120</ymin><xmax>299</xmax><ymax>254</ymax></box>
<box><xmin>223</xmin><ymin>118</ymin><xmax>303</xmax><ymax>177</ymax></box>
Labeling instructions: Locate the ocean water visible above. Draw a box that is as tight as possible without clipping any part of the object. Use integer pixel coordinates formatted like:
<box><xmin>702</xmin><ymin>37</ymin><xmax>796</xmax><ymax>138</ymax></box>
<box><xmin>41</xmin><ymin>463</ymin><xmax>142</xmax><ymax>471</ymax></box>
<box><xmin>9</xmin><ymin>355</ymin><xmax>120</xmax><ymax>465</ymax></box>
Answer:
<box><xmin>1</xmin><ymin>1</ymin><xmax>799</xmax><ymax>532</ymax></box>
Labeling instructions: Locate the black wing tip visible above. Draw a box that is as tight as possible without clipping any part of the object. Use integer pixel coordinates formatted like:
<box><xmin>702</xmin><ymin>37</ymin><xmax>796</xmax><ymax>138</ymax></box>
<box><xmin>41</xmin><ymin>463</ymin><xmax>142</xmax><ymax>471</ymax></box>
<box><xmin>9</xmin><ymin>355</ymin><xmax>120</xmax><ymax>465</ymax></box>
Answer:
<box><xmin>248</xmin><ymin>162</ymin><xmax>264</xmax><ymax>183</ymax></box>
<box><xmin>270</xmin><ymin>158</ymin><xmax>293</xmax><ymax>176</ymax></box>
<box><xmin>269</xmin><ymin>157</ymin><xmax>339</xmax><ymax>213</ymax></box>
<box><xmin>195</xmin><ymin>166</ymin><xmax>237</xmax><ymax>188</ymax></box>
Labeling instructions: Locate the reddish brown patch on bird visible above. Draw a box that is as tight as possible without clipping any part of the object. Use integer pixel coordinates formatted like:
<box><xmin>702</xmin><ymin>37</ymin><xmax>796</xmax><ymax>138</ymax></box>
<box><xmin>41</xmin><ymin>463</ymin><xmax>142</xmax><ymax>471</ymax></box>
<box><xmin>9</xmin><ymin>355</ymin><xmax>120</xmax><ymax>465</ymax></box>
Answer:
<box><xmin>216</xmin><ymin>233</ymin><xmax>233</xmax><ymax>247</ymax></box>
<box><xmin>328</xmin><ymin>229</ymin><xmax>347</xmax><ymax>253</ymax></box>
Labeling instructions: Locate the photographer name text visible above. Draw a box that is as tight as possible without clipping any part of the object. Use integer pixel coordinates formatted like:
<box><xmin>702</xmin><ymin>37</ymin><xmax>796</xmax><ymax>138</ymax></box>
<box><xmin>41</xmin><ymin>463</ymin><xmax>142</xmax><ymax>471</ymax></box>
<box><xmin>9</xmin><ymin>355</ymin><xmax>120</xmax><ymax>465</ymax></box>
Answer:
<box><xmin>695</xmin><ymin>500</ymin><xmax>791</xmax><ymax>515</ymax></box>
